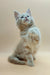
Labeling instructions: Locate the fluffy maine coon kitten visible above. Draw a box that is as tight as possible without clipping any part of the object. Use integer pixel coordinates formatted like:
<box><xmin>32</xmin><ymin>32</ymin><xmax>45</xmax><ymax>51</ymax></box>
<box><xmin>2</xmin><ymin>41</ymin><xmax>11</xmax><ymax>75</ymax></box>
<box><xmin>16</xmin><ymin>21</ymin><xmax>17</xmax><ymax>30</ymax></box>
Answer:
<box><xmin>8</xmin><ymin>9</ymin><xmax>41</xmax><ymax>67</ymax></box>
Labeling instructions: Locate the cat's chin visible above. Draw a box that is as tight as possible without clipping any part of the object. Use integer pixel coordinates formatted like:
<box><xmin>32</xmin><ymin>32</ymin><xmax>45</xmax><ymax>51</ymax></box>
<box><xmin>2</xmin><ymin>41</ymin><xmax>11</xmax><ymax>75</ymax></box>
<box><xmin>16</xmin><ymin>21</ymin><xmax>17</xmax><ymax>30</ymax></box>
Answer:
<box><xmin>23</xmin><ymin>23</ymin><xmax>28</xmax><ymax>25</ymax></box>
<box><xmin>22</xmin><ymin>21</ymin><xmax>30</xmax><ymax>25</ymax></box>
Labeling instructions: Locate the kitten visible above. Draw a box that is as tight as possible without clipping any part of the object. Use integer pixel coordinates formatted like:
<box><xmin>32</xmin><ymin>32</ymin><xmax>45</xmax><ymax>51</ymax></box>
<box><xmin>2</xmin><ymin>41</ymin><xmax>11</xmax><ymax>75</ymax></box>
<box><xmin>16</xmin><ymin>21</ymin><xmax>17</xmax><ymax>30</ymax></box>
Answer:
<box><xmin>8</xmin><ymin>9</ymin><xmax>41</xmax><ymax>67</ymax></box>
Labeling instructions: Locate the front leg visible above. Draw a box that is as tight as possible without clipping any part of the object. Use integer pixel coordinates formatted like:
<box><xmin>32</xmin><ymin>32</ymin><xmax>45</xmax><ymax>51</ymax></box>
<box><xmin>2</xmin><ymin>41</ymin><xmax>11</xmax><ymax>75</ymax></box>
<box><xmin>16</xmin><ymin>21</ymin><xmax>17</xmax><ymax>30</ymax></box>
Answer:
<box><xmin>28</xmin><ymin>33</ymin><xmax>39</xmax><ymax>44</ymax></box>
<box><xmin>26</xmin><ymin>54</ymin><xmax>34</xmax><ymax>67</ymax></box>
<box><xmin>28</xmin><ymin>27</ymin><xmax>41</xmax><ymax>44</ymax></box>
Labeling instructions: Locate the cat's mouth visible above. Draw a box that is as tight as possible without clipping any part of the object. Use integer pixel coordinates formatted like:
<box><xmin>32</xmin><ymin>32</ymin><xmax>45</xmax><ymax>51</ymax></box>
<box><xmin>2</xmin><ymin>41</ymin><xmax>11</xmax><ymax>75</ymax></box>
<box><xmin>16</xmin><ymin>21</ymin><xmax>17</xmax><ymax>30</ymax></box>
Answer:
<box><xmin>24</xmin><ymin>19</ymin><xmax>29</xmax><ymax>22</ymax></box>
<box><xmin>22</xmin><ymin>19</ymin><xmax>30</xmax><ymax>25</ymax></box>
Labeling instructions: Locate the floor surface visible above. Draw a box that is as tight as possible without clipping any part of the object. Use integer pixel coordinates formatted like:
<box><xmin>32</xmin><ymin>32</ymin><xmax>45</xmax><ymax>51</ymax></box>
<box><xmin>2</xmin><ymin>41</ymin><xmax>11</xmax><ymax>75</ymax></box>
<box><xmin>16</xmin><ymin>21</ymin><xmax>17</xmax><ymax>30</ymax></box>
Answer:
<box><xmin>0</xmin><ymin>50</ymin><xmax>50</xmax><ymax>75</ymax></box>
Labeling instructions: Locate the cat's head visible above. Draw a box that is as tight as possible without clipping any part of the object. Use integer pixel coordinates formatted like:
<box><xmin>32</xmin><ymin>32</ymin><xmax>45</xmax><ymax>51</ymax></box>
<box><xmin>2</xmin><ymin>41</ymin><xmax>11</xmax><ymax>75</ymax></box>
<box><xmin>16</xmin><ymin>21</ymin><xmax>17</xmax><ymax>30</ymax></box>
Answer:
<box><xmin>14</xmin><ymin>9</ymin><xmax>35</xmax><ymax>31</ymax></box>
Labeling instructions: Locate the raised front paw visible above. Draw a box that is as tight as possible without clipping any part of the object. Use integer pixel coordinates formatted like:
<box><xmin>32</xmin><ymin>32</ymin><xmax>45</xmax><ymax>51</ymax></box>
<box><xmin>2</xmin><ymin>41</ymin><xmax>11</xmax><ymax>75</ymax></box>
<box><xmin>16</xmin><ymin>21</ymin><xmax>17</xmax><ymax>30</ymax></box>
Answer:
<box><xmin>28</xmin><ymin>31</ymin><xmax>40</xmax><ymax>44</ymax></box>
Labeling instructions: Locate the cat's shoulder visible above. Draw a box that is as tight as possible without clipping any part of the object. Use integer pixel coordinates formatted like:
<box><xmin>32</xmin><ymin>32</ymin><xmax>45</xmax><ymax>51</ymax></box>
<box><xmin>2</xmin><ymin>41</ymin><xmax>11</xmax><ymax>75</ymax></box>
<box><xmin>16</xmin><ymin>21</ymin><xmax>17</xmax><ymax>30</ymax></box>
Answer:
<box><xmin>29</xmin><ymin>25</ymin><xmax>40</xmax><ymax>31</ymax></box>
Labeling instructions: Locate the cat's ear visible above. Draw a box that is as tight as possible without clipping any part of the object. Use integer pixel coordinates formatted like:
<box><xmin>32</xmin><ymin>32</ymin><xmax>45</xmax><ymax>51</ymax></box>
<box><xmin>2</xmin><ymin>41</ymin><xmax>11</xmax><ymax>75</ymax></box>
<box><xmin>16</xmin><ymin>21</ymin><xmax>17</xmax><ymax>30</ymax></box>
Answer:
<box><xmin>14</xmin><ymin>10</ymin><xmax>20</xmax><ymax>20</ymax></box>
<box><xmin>26</xmin><ymin>8</ymin><xmax>31</xmax><ymax>16</ymax></box>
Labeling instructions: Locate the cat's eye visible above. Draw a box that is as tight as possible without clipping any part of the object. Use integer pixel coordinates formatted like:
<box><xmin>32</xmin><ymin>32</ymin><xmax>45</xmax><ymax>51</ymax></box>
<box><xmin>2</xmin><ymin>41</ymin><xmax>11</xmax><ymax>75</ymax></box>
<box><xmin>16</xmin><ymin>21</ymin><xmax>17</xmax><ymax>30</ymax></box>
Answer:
<box><xmin>27</xmin><ymin>15</ymin><xmax>29</xmax><ymax>17</ymax></box>
<box><xmin>21</xmin><ymin>16</ymin><xmax>24</xmax><ymax>18</ymax></box>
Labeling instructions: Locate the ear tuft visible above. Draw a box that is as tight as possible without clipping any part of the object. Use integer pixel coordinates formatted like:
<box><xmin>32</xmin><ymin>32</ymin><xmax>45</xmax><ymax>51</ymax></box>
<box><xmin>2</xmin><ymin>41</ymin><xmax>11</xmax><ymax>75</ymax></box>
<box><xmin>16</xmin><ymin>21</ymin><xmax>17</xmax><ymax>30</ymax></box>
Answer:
<box><xmin>14</xmin><ymin>10</ymin><xmax>20</xmax><ymax>20</ymax></box>
<box><xmin>26</xmin><ymin>8</ymin><xmax>31</xmax><ymax>16</ymax></box>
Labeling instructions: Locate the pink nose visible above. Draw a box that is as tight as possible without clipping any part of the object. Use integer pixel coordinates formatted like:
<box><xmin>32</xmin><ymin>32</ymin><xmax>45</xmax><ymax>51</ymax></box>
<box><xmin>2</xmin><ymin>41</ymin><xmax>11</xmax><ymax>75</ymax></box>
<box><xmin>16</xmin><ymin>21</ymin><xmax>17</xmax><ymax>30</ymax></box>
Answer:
<box><xmin>25</xmin><ymin>17</ymin><xmax>27</xmax><ymax>19</ymax></box>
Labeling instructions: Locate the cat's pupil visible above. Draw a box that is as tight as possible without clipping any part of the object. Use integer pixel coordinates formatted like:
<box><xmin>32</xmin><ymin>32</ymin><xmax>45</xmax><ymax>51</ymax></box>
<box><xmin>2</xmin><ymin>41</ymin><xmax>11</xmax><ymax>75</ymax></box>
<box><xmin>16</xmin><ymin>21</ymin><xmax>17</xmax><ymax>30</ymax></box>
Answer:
<box><xmin>21</xmin><ymin>16</ymin><xmax>24</xmax><ymax>18</ymax></box>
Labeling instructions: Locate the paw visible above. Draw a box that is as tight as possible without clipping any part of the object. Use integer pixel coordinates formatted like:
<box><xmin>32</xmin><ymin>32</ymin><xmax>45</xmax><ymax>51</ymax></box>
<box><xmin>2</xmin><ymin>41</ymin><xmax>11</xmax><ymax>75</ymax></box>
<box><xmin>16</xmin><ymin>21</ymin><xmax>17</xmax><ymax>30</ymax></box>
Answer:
<box><xmin>26</xmin><ymin>60</ymin><xmax>34</xmax><ymax>67</ymax></box>
<box><xmin>27</xmin><ymin>63</ymin><xmax>34</xmax><ymax>67</ymax></box>
<box><xmin>28</xmin><ymin>30</ymin><xmax>36</xmax><ymax>40</ymax></box>
<box><xmin>27</xmin><ymin>62</ymin><xmax>34</xmax><ymax>67</ymax></box>
<box><xmin>28</xmin><ymin>28</ymin><xmax>36</xmax><ymax>35</ymax></box>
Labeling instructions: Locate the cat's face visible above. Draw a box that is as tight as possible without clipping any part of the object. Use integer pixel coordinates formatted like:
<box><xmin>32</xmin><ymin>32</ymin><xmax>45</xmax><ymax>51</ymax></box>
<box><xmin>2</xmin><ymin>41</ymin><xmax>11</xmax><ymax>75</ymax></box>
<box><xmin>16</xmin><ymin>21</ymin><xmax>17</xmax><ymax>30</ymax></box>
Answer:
<box><xmin>14</xmin><ymin>9</ymin><xmax>35</xmax><ymax>31</ymax></box>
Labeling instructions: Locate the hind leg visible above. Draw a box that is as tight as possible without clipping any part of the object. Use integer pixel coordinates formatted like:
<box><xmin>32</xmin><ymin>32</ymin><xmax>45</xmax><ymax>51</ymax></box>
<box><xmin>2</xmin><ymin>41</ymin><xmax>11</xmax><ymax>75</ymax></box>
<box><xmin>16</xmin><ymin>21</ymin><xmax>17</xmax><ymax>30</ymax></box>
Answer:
<box><xmin>33</xmin><ymin>56</ymin><xmax>36</xmax><ymax>60</ymax></box>
<box><xmin>8</xmin><ymin>55</ymin><xmax>26</xmax><ymax>65</ymax></box>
